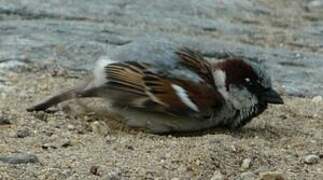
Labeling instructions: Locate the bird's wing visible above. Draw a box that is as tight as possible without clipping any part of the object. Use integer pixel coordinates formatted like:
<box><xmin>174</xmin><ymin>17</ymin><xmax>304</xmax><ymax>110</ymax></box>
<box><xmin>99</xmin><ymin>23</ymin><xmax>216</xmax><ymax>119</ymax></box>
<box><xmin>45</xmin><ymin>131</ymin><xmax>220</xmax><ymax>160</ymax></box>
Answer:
<box><xmin>104</xmin><ymin>61</ymin><xmax>223</xmax><ymax>116</ymax></box>
<box><xmin>175</xmin><ymin>47</ymin><xmax>214</xmax><ymax>86</ymax></box>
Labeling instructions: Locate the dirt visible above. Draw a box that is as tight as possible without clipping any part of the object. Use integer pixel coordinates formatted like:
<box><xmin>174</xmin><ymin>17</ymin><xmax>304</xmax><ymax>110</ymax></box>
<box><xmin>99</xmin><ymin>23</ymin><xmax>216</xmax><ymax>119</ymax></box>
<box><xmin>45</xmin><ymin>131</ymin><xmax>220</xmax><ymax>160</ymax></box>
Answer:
<box><xmin>0</xmin><ymin>66</ymin><xmax>322</xmax><ymax>180</ymax></box>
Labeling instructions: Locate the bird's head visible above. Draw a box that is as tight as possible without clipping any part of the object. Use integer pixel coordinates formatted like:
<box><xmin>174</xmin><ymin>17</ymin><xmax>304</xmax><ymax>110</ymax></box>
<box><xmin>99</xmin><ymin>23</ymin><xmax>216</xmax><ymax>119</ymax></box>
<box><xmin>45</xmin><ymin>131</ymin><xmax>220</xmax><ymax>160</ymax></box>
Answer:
<box><xmin>215</xmin><ymin>58</ymin><xmax>284</xmax><ymax>105</ymax></box>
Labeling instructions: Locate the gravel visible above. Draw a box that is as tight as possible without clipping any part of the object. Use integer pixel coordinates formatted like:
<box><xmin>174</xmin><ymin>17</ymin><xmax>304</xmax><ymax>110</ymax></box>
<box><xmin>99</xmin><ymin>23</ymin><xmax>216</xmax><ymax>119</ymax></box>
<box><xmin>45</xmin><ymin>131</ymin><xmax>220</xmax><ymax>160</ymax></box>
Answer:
<box><xmin>210</xmin><ymin>171</ymin><xmax>225</xmax><ymax>180</ymax></box>
<box><xmin>259</xmin><ymin>171</ymin><xmax>285</xmax><ymax>180</ymax></box>
<box><xmin>0</xmin><ymin>153</ymin><xmax>39</xmax><ymax>164</ymax></box>
<box><xmin>0</xmin><ymin>72</ymin><xmax>322</xmax><ymax>179</ymax></box>
<box><xmin>240</xmin><ymin>172</ymin><xmax>257</xmax><ymax>180</ymax></box>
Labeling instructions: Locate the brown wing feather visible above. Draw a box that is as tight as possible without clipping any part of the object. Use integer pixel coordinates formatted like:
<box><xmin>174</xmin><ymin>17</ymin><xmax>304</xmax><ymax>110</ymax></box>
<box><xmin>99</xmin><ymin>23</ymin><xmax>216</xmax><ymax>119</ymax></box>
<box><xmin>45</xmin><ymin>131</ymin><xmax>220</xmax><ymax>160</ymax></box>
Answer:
<box><xmin>176</xmin><ymin>80</ymin><xmax>223</xmax><ymax>110</ymax></box>
<box><xmin>175</xmin><ymin>47</ymin><xmax>214</xmax><ymax>85</ymax></box>
<box><xmin>143</xmin><ymin>73</ymin><xmax>223</xmax><ymax>115</ymax></box>
<box><xmin>105</xmin><ymin>63</ymin><xmax>147</xmax><ymax>96</ymax></box>
<box><xmin>142</xmin><ymin>73</ymin><xmax>194</xmax><ymax>114</ymax></box>
<box><xmin>105</xmin><ymin>62</ymin><xmax>169</xmax><ymax>111</ymax></box>
<box><xmin>104</xmin><ymin>61</ymin><xmax>223</xmax><ymax>116</ymax></box>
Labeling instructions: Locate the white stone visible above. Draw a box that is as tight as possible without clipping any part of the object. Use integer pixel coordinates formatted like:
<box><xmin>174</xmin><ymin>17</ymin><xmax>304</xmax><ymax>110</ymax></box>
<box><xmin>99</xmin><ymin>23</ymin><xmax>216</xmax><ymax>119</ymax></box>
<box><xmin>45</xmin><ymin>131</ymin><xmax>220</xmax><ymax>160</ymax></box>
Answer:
<box><xmin>210</xmin><ymin>170</ymin><xmax>225</xmax><ymax>180</ymax></box>
<box><xmin>241</xmin><ymin>158</ymin><xmax>252</xmax><ymax>170</ymax></box>
<box><xmin>67</xmin><ymin>124</ymin><xmax>75</xmax><ymax>130</ymax></box>
<box><xmin>307</xmin><ymin>0</ymin><xmax>323</xmax><ymax>12</ymax></box>
<box><xmin>312</xmin><ymin>96</ymin><xmax>322</xmax><ymax>103</ymax></box>
<box><xmin>91</xmin><ymin>121</ymin><xmax>110</xmax><ymax>136</ymax></box>
<box><xmin>304</xmin><ymin>154</ymin><xmax>320</xmax><ymax>164</ymax></box>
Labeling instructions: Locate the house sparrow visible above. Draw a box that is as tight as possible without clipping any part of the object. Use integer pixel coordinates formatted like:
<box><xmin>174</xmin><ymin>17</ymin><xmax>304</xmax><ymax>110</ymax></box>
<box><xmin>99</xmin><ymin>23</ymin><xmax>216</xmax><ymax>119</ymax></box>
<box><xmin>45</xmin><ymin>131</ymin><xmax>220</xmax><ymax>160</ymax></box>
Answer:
<box><xmin>27</xmin><ymin>46</ymin><xmax>283</xmax><ymax>133</ymax></box>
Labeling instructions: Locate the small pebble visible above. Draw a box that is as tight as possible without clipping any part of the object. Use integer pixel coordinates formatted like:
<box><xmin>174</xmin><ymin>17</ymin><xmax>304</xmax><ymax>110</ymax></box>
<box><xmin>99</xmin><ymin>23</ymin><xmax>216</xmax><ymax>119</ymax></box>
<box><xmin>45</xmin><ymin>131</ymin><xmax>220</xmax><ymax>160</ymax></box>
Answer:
<box><xmin>125</xmin><ymin>145</ymin><xmax>134</xmax><ymax>150</ymax></box>
<box><xmin>259</xmin><ymin>171</ymin><xmax>285</xmax><ymax>180</ymax></box>
<box><xmin>43</xmin><ymin>129</ymin><xmax>54</xmax><ymax>137</ymax></box>
<box><xmin>91</xmin><ymin>121</ymin><xmax>110</xmax><ymax>136</ymax></box>
<box><xmin>102</xmin><ymin>169</ymin><xmax>121</xmax><ymax>180</ymax></box>
<box><xmin>0</xmin><ymin>116</ymin><xmax>11</xmax><ymax>125</ymax></box>
<box><xmin>0</xmin><ymin>153</ymin><xmax>39</xmax><ymax>164</ymax></box>
<box><xmin>306</xmin><ymin>0</ymin><xmax>323</xmax><ymax>12</ymax></box>
<box><xmin>106</xmin><ymin>135</ymin><xmax>118</xmax><ymax>144</ymax></box>
<box><xmin>312</xmin><ymin>96</ymin><xmax>322</xmax><ymax>103</ymax></box>
<box><xmin>67</xmin><ymin>124</ymin><xmax>75</xmax><ymax>131</ymax></box>
<box><xmin>16</xmin><ymin>128</ymin><xmax>31</xmax><ymax>138</ymax></box>
<box><xmin>304</xmin><ymin>154</ymin><xmax>320</xmax><ymax>164</ymax></box>
<box><xmin>241</xmin><ymin>158</ymin><xmax>252</xmax><ymax>170</ymax></box>
<box><xmin>240</xmin><ymin>172</ymin><xmax>256</xmax><ymax>180</ymax></box>
<box><xmin>42</xmin><ymin>143</ymin><xmax>57</xmax><ymax>150</ymax></box>
<box><xmin>61</xmin><ymin>139</ymin><xmax>72</xmax><ymax>148</ymax></box>
<box><xmin>90</xmin><ymin>165</ymin><xmax>101</xmax><ymax>176</ymax></box>
<box><xmin>210</xmin><ymin>170</ymin><xmax>225</xmax><ymax>180</ymax></box>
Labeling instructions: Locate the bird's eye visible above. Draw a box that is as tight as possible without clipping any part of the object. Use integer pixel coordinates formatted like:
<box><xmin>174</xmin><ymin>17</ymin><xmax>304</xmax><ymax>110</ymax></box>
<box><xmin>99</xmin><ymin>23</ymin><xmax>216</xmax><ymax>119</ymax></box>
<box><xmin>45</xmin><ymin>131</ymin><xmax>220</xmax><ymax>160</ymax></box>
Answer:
<box><xmin>256</xmin><ymin>80</ymin><xmax>262</xmax><ymax>85</ymax></box>
<box><xmin>244</xmin><ymin>78</ymin><xmax>257</xmax><ymax>87</ymax></box>
<box><xmin>244</xmin><ymin>78</ymin><xmax>261</xmax><ymax>86</ymax></box>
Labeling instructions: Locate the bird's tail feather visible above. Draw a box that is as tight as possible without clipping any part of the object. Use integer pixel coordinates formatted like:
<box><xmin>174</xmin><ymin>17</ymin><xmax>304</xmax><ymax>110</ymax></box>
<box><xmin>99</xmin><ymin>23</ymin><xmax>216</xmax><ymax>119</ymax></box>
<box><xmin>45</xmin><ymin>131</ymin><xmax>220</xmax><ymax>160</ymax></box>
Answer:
<box><xmin>26</xmin><ymin>80</ymin><xmax>99</xmax><ymax>112</ymax></box>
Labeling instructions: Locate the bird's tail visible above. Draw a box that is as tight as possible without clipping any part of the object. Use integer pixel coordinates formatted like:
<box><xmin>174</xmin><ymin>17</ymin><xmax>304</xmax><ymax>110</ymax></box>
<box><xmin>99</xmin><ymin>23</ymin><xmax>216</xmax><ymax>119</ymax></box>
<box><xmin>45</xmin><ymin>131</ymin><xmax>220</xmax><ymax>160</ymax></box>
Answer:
<box><xmin>27</xmin><ymin>79</ymin><xmax>99</xmax><ymax>112</ymax></box>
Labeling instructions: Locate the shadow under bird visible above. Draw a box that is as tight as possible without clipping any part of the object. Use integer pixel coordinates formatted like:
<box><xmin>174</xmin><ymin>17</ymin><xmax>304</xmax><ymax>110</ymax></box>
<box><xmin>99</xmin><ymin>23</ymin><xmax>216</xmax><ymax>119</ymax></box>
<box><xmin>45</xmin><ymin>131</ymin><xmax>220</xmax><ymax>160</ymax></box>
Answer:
<box><xmin>27</xmin><ymin>45</ymin><xmax>283</xmax><ymax>133</ymax></box>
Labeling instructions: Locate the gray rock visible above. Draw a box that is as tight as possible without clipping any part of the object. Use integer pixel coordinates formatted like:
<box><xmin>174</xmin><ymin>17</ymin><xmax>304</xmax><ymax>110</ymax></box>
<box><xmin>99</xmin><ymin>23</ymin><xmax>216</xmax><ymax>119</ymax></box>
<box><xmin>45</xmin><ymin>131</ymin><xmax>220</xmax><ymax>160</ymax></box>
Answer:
<box><xmin>0</xmin><ymin>153</ymin><xmax>39</xmax><ymax>164</ymax></box>
<box><xmin>304</xmin><ymin>154</ymin><xmax>320</xmax><ymax>164</ymax></box>
<box><xmin>210</xmin><ymin>170</ymin><xmax>225</xmax><ymax>180</ymax></box>
<box><xmin>61</xmin><ymin>139</ymin><xmax>72</xmax><ymax>148</ymax></box>
<box><xmin>306</xmin><ymin>0</ymin><xmax>323</xmax><ymax>12</ymax></box>
<box><xmin>0</xmin><ymin>115</ymin><xmax>10</xmax><ymax>125</ymax></box>
<box><xmin>16</xmin><ymin>128</ymin><xmax>31</xmax><ymax>138</ymax></box>
<box><xmin>240</xmin><ymin>172</ymin><xmax>256</xmax><ymax>180</ymax></box>
<box><xmin>312</xmin><ymin>96</ymin><xmax>322</xmax><ymax>103</ymax></box>
<box><xmin>90</xmin><ymin>165</ymin><xmax>101</xmax><ymax>176</ymax></box>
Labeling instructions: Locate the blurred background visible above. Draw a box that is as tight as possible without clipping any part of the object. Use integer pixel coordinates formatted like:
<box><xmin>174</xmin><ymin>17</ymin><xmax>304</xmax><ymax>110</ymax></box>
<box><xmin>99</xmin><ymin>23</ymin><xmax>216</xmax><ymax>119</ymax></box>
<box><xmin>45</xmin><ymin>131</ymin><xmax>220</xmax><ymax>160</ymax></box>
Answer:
<box><xmin>1</xmin><ymin>0</ymin><xmax>323</xmax><ymax>96</ymax></box>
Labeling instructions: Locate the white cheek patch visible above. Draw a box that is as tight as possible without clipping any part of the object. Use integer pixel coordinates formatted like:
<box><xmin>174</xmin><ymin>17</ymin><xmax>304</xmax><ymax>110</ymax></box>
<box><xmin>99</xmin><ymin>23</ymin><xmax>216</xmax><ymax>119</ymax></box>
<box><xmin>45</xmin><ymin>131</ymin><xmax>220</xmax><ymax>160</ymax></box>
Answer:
<box><xmin>93</xmin><ymin>57</ymin><xmax>117</xmax><ymax>86</ymax></box>
<box><xmin>212</xmin><ymin>70</ymin><xmax>229</xmax><ymax>99</ymax></box>
<box><xmin>171</xmin><ymin>84</ymin><xmax>199</xmax><ymax>112</ymax></box>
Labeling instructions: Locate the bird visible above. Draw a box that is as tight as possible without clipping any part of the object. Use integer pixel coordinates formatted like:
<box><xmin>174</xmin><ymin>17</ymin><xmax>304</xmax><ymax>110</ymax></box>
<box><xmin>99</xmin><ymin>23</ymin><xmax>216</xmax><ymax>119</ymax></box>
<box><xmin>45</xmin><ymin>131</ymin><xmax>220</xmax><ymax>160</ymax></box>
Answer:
<box><xmin>27</xmin><ymin>43</ymin><xmax>283</xmax><ymax>133</ymax></box>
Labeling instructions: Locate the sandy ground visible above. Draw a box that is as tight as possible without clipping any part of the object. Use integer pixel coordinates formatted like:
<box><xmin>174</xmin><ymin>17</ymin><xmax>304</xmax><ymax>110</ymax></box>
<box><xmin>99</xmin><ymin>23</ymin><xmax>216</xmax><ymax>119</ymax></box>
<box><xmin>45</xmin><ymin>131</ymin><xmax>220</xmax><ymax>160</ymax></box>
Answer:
<box><xmin>0</xmin><ymin>65</ymin><xmax>322</xmax><ymax>180</ymax></box>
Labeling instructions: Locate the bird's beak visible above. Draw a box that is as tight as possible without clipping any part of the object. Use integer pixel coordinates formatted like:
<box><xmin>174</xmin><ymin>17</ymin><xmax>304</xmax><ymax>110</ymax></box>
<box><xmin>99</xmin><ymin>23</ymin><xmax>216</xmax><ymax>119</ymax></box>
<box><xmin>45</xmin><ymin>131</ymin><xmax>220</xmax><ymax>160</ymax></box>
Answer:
<box><xmin>262</xmin><ymin>88</ymin><xmax>284</xmax><ymax>104</ymax></box>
